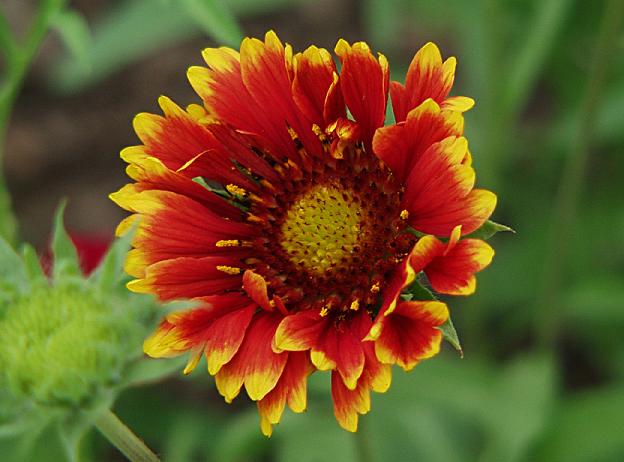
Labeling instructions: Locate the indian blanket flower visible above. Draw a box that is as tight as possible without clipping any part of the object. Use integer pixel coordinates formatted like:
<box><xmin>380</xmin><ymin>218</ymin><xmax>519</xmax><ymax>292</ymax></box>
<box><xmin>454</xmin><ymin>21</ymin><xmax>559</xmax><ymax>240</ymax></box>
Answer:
<box><xmin>111</xmin><ymin>31</ymin><xmax>498</xmax><ymax>435</ymax></box>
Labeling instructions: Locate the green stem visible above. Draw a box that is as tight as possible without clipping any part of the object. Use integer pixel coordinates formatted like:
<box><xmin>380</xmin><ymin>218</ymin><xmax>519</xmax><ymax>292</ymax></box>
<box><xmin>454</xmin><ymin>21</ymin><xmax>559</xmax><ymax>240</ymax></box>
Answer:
<box><xmin>535</xmin><ymin>0</ymin><xmax>624</xmax><ymax>348</ymax></box>
<box><xmin>0</xmin><ymin>0</ymin><xmax>65</xmax><ymax>244</ymax></box>
<box><xmin>94</xmin><ymin>409</ymin><xmax>161</xmax><ymax>462</ymax></box>
<box><xmin>353</xmin><ymin>418</ymin><xmax>373</xmax><ymax>462</ymax></box>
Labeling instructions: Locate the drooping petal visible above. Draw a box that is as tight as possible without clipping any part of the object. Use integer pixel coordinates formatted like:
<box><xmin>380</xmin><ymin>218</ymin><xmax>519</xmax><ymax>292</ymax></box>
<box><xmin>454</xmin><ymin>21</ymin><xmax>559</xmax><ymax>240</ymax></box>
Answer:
<box><xmin>331</xmin><ymin>370</ymin><xmax>370</xmax><ymax>432</ymax></box>
<box><xmin>143</xmin><ymin>295</ymin><xmax>255</xmax><ymax>375</ymax></box>
<box><xmin>273</xmin><ymin>309</ymin><xmax>327</xmax><ymax>352</ymax></box>
<box><xmin>368</xmin><ymin>300</ymin><xmax>448</xmax><ymax>371</ymax></box>
<box><xmin>215</xmin><ymin>312</ymin><xmax>288</xmax><ymax>402</ymax></box>
<box><xmin>335</xmin><ymin>39</ymin><xmax>389</xmax><ymax>147</ymax></box>
<box><xmin>257</xmin><ymin>351</ymin><xmax>312</xmax><ymax>436</ymax></box>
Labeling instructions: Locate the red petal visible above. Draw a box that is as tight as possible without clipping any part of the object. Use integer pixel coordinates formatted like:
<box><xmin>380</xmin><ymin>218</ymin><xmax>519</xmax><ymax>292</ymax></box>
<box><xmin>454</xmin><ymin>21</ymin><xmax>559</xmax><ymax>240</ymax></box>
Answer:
<box><xmin>292</xmin><ymin>46</ymin><xmax>345</xmax><ymax>127</ymax></box>
<box><xmin>370</xmin><ymin>301</ymin><xmax>448</xmax><ymax>371</ymax></box>
<box><xmin>215</xmin><ymin>312</ymin><xmax>288</xmax><ymax>402</ymax></box>
<box><xmin>257</xmin><ymin>351</ymin><xmax>312</xmax><ymax>436</ymax></box>
<box><xmin>373</xmin><ymin>99</ymin><xmax>463</xmax><ymax>183</ymax></box>
<box><xmin>426</xmin><ymin>238</ymin><xmax>494</xmax><ymax>295</ymax></box>
<box><xmin>143</xmin><ymin>295</ymin><xmax>254</xmax><ymax>375</ymax></box>
<box><xmin>335</xmin><ymin>39</ymin><xmax>389</xmax><ymax>148</ymax></box>
<box><xmin>273</xmin><ymin>309</ymin><xmax>327</xmax><ymax>352</ymax></box>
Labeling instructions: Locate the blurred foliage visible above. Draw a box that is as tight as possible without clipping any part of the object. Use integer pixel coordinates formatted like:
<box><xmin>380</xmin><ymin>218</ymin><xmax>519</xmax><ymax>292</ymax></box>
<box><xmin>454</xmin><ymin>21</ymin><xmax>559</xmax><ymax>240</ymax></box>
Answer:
<box><xmin>1</xmin><ymin>0</ymin><xmax>624</xmax><ymax>460</ymax></box>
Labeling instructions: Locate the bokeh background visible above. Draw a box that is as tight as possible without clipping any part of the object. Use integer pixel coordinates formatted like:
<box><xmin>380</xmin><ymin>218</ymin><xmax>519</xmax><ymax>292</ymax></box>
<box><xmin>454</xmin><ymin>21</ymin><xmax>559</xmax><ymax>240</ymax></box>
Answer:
<box><xmin>2</xmin><ymin>0</ymin><xmax>624</xmax><ymax>460</ymax></box>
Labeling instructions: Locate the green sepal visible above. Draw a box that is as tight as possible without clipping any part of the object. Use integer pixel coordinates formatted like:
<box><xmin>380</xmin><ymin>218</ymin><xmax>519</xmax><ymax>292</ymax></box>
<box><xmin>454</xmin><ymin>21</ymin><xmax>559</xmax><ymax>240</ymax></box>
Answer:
<box><xmin>404</xmin><ymin>279</ymin><xmax>437</xmax><ymax>301</ymax></box>
<box><xmin>465</xmin><ymin>220</ymin><xmax>514</xmax><ymax>241</ymax></box>
<box><xmin>51</xmin><ymin>201</ymin><xmax>81</xmax><ymax>279</ymax></box>
<box><xmin>89</xmin><ymin>226</ymin><xmax>135</xmax><ymax>291</ymax></box>
<box><xmin>0</xmin><ymin>237</ymin><xmax>28</xmax><ymax>291</ymax></box>
<box><xmin>438</xmin><ymin>317</ymin><xmax>464</xmax><ymax>358</ymax></box>
<box><xmin>21</xmin><ymin>244</ymin><xmax>48</xmax><ymax>286</ymax></box>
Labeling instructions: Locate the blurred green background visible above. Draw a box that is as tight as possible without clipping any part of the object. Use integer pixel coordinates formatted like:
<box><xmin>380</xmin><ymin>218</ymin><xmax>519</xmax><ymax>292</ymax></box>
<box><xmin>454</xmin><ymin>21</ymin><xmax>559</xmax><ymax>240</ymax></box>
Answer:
<box><xmin>1</xmin><ymin>0</ymin><xmax>623</xmax><ymax>460</ymax></box>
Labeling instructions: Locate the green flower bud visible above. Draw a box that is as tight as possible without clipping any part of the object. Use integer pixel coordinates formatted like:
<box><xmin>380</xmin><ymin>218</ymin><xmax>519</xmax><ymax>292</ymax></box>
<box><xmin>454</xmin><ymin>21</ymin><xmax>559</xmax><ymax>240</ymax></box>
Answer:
<box><xmin>0</xmin><ymin>283</ymin><xmax>138</xmax><ymax>407</ymax></box>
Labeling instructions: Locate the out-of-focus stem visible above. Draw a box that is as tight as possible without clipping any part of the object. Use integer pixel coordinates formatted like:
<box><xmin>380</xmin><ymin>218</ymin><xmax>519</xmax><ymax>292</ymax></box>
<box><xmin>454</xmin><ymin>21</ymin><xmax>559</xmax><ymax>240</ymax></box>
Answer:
<box><xmin>94</xmin><ymin>409</ymin><xmax>161</xmax><ymax>462</ymax></box>
<box><xmin>0</xmin><ymin>0</ymin><xmax>66</xmax><ymax>244</ymax></box>
<box><xmin>535</xmin><ymin>0</ymin><xmax>624</xmax><ymax>348</ymax></box>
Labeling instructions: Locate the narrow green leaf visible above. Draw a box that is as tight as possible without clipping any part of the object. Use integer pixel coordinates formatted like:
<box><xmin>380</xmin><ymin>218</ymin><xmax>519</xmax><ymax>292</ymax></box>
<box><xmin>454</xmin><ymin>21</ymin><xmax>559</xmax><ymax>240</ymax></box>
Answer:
<box><xmin>438</xmin><ymin>317</ymin><xmax>463</xmax><ymax>357</ymax></box>
<box><xmin>21</xmin><ymin>243</ymin><xmax>47</xmax><ymax>285</ymax></box>
<box><xmin>180</xmin><ymin>0</ymin><xmax>243</xmax><ymax>46</ymax></box>
<box><xmin>90</xmin><ymin>228</ymin><xmax>135</xmax><ymax>291</ymax></box>
<box><xmin>52</xmin><ymin>9</ymin><xmax>92</xmax><ymax>72</ymax></box>
<box><xmin>51</xmin><ymin>201</ymin><xmax>81</xmax><ymax>279</ymax></box>
<box><xmin>465</xmin><ymin>220</ymin><xmax>514</xmax><ymax>241</ymax></box>
<box><xmin>0</xmin><ymin>237</ymin><xmax>27</xmax><ymax>290</ymax></box>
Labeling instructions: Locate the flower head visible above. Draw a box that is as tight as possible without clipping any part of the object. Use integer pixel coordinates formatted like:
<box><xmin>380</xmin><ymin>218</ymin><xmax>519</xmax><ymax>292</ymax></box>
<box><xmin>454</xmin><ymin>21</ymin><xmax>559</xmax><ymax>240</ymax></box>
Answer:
<box><xmin>111</xmin><ymin>31</ymin><xmax>499</xmax><ymax>435</ymax></box>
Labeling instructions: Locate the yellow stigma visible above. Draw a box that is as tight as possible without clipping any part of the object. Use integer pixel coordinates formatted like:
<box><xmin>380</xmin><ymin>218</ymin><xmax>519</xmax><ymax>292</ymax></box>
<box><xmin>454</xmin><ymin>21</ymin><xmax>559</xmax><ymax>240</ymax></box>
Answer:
<box><xmin>400</xmin><ymin>209</ymin><xmax>409</xmax><ymax>220</ymax></box>
<box><xmin>320</xmin><ymin>307</ymin><xmax>329</xmax><ymax>317</ymax></box>
<box><xmin>226</xmin><ymin>184</ymin><xmax>247</xmax><ymax>196</ymax></box>
<box><xmin>216</xmin><ymin>265</ymin><xmax>241</xmax><ymax>275</ymax></box>
<box><xmin>350</xmin><ymin>300</ymin><xmax>360</xmax><ymax>311</ymax></box>
<box><xmin>216</xmin><ymin>240</ymin><xmax>240</xmax><ymax>247</ymax></box>
<box><xmin>370</xmin><ymin>282</ymin><xmax>381</xmax><ymax>293</ymax></box>
<box><xmin>280</xmin><ymin>185</ymin><xmax>363</xmax><ymax>275</ymax></box>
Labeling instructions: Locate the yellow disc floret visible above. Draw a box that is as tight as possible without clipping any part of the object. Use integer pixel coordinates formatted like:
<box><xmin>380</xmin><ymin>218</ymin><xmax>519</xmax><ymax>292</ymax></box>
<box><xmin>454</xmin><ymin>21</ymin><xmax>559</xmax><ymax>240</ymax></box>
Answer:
<box><xmin>280</xmin><ymin>185</ymin><xmax>363</xmax><ymax>275</ymax></box>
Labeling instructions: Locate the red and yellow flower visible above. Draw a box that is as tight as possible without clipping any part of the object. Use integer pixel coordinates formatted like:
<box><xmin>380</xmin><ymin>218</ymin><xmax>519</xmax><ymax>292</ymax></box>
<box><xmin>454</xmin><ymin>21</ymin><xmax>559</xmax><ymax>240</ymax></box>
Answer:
<box><xmin>111</xmin><ymin>31</ymin><xmax>497</xmax><ymax>435</ymax></box>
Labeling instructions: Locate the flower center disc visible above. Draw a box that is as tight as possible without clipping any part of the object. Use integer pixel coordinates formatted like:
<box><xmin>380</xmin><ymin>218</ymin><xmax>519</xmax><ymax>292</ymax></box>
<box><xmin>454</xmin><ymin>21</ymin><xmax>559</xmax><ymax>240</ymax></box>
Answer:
<box><xmin>280</xmin><ymin>185</ymin><xmax>362</xmax><ymax>275</ymax></box>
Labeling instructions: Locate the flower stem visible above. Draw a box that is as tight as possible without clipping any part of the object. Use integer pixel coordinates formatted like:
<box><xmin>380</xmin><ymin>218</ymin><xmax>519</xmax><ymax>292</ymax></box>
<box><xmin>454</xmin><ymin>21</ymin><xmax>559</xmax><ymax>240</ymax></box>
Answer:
<box><xmin>94</xmin><ymin>409</ymin><xmax>161</xmax><ymax>462</ymax></box>
<box><xmin>535</xmin><ymin>0</ymin><xmax>624</xmax><ymax>348</ymax></box>
<box><xmin>0</xmin><ymin>0</ymin><xmax>66</xmax><ymax>244</ymax></box>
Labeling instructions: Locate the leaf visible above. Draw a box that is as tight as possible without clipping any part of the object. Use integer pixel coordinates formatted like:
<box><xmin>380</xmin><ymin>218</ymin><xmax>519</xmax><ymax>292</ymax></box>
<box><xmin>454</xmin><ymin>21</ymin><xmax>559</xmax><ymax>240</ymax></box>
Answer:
<box><xmin>0</xmin><ymin>237</ymin><xmax>27</xmax><ymax>291</ymax></box>
<box><xmin>465</xmin><ymin>220</ymin><xmax>514</xmax><ymax>240</ymax></box>
<box><xmin>51</xmin><ymin>9</ymin><xmax>92</xmax><ymax>72</ymax></box>
<box><xmin>405</xmin><ymin>280</ymin><xmax>437</xmax><ymax>301</ymax></box>
<box><xmin>51</xmin><ymin>201</ymin><xmax>81</xmax><ymax>279</ymax></box>
<box><xmin>21</xmin><ymin>244</ymin><xmax>47</xmax><ymax>285</ymax></box>
<box><xmin>438</xmin><ymin>317</ymin><xmax>463</xmax><ymax>357</ymax></box>
<box><xmin>180</xmin><ymin>0</ymin><xmax>243</xmax><ymax>46</ymax></box>
<box><xmin>89</xmin><ymin>227</ymin><xmax>135</xmax><ymax>291</ymax></box>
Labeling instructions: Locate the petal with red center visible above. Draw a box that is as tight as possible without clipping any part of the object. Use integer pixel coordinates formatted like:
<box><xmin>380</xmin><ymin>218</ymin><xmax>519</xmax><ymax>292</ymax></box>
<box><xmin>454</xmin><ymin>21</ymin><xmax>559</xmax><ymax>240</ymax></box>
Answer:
<box><xmin>403</xmin><ymin>136</ymin><xmax>479</xmax><ymax>236</ymax></box>
<box><xmin>257</xmin><ymin>351</ymin><xmax>312</xmax><ymax>436</ymax></box>
<box><xmin>391</xmin><ymin>43</ymin><xmax>466</xmax><ymax>122</ymax></box>
<box><xmin>127</xmin><ymin>256</ymin><xmax>243</xmax><ymax>301</ymax></box>
<box><xmin>120</xmin><ymin>147</ymin><xmax>241</xmax><ymax>219</ymax></box>
<box><xmin>143</xmin><ymin>295</ymin><xmax>254</xmax><ymax>375</ymax></box>
<box><xmin>132</xmin><ymin>97</ymin><xmax>216</xmax><ymax>178</ymax></box>
<box><xmin>240</xmin><ymin>31</ymin><xmax>321</xmax><ymax>159</ymax></box>
<box><xmin>311</xmin><ymin>311</ymin><xmax>370</xmax><ymax>390</ymax></box>
<box><xmin>426</xmin><ymin>238</ymin><xmax>494</xmax><ymax>295</ymax></box>
<box><xmin>335</xmin><ymin>39</ymin><xmax>388</xmax><ymax>147</ymax></box>
<box><xmin>410</xmin><ymin>187</ymin><xmax>497</xmax><ymax>237</ymax></box>
<box><xmin>370</xmin><ymin>301</ymin><xmax>448</xmax><ymax>371</ymax></box>
<box><xmin>373</xmin><ymin>99</ymin><xmax>464</xmax><ymax>183</ymax></box>
<box><xmin>110</xmin><ymin>188</ymin><xmax>254</xmax><ymax>278</ymax></box>
<box><xmin>292</xmin><ymin>45</ymin><xmax>345</xmax><ymax>127</ymax></box>
<box><xmin>331</xmin><ymin>370</ymin><xmax>370</xmax><ymax>432</ymax></box>
<box><xmin>215</xmin><ymin>312</ymin><xmax>288</xmax><ymax>402</ymax></box>
<box><xmin>273</xmin><ymin>309</ymin><xmax>327</xmax><ymax>352</ymax></box>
